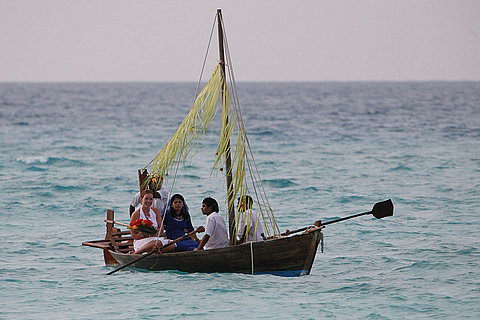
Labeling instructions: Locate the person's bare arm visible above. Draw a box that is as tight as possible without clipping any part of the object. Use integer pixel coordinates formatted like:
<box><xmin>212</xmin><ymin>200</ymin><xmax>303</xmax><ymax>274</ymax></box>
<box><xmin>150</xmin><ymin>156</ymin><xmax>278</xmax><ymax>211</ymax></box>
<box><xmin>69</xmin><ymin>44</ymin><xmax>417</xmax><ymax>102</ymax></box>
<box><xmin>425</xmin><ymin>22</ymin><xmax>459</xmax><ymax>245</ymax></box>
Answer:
<box><xmin>194</xmin><ymin>235</ymin><xmax>210</xmax><ymax>251</ymax></box>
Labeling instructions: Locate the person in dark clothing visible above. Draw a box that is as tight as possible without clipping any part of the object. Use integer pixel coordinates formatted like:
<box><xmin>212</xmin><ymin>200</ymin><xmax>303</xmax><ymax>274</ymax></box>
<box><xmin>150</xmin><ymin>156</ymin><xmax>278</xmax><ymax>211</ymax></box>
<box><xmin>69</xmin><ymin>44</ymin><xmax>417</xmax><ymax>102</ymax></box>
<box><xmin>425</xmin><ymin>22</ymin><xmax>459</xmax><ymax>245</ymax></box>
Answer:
<box><xmin>163</xmin><ymin>194</ymin><xmax>199</xmax><ymax>252</ymax></box>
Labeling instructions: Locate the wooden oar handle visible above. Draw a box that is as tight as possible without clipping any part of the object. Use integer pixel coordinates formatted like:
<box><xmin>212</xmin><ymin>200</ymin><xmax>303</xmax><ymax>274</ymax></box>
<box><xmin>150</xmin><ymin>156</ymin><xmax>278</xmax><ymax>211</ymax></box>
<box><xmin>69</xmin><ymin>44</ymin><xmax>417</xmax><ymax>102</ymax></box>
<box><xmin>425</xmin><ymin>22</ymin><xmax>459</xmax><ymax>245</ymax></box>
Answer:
<box><xmin>104</xmin><ymin>219</ymin><xmax>130</xmax><ymax>227</ymax></box>
<box><xmin>282</xmin><ymin>220</ymin><xmax>322</xmax><ymax>236</ymax></box>
<box><xmin>281</xmin><ymin>200</ymin><xmax>393</xmax><ymax>237</ymax></box>
<box><xmin>321</xmin><ymin>211</ymin><xmax>370</xmax><ymax>226</ymax></box>
<box><xmin>144</xmin><ymin>226</ymin><xmax>205</xmax><ymax>252</ymax></box>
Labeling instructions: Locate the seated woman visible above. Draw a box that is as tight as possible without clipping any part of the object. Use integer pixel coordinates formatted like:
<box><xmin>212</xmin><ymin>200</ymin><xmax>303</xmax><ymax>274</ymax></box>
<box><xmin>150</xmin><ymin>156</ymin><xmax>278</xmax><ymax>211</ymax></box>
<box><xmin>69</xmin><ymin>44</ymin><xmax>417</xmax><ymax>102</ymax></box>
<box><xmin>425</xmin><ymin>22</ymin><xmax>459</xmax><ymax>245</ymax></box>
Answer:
<box><xmin>130</xmin><ymin>190</ymin><xmax>175</xmax><ymax>254</ymax></box>
<box><xmin>163</xmin><ymin>194</ymin><xmax>200</xmax><ymax>252</ymax></box>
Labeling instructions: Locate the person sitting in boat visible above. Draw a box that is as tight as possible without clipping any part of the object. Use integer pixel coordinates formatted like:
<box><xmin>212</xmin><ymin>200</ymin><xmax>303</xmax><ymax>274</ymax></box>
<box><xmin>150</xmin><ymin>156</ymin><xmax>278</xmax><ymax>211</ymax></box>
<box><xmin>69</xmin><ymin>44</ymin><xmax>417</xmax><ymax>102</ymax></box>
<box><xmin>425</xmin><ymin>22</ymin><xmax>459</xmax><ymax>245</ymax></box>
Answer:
<box><xmin>237</xmin><ymin>195</ymin><xmax>265</xmax><ymax>243</ymax></box>
<box><xmin>163</xmin><ymin>194</ymin><xmax>200</xmax><ymax>252</ymax></box>
<box><xmin>130</xmin><ymin>190</ymin><xmax>175</xmax><ymax>254</ymax></box>
<box><xmin>194</xmin><ymin>197</ymin><xmax>229</xmax><ymax>251</ymax></box>
<box><xmin>129</xmin><ymin>174</ymin><xmax>168</xmax><ymax>217</ymax></box>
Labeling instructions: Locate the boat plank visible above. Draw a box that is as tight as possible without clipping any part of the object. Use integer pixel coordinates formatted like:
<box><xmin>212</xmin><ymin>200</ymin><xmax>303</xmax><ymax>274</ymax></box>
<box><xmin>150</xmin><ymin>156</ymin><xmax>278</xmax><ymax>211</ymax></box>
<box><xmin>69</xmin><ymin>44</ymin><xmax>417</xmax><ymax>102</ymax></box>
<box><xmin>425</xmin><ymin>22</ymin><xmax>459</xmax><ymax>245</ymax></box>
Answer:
<box><xmin>108</xmin><ymin>230</ymin><xmax>322</xmax><ymax>275</ymax></box>
<box><xmin>82</xmin><ymin>241</ymin><xmax>111</xmax><ymax>249</ymax></box>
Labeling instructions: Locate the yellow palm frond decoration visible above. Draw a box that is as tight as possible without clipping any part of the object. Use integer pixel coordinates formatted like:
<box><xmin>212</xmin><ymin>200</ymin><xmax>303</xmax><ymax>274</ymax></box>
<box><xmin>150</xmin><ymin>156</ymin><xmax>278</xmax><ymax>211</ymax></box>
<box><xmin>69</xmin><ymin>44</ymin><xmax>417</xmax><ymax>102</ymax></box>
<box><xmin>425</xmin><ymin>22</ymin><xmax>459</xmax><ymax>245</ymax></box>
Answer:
<box><xmin>146</xmin><ymin>64</ymin><xmax>224</xmax><ymax>182</ymax></box>
<box><xmin>143</xmin><ymin>62</ymin><xmax>280</xmax><ymax>239</ymax></box>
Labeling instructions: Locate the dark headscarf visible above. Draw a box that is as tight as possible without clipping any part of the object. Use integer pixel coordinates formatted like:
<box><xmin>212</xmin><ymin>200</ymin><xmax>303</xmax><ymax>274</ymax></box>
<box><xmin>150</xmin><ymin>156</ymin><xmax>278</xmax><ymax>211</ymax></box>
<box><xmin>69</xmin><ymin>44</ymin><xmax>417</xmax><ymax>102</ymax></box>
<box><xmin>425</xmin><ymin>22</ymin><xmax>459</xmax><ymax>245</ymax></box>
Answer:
<box><xmin>165</xmin><ymin>194</ymin><xmax>190</xmax><ymax>220</ymax></box>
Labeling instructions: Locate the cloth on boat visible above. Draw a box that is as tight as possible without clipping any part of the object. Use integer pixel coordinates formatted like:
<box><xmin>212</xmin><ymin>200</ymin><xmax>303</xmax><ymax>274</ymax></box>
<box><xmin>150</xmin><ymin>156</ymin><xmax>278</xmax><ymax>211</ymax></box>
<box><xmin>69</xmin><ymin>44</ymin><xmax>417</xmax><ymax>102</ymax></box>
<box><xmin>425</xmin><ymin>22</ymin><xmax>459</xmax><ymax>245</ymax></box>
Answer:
<box><xmin>133</xmin><ymin>237</ymin><xmax>170</xmax><ymax>252</ymax></box>
<box><xmin>174</xmin><ymin>238</ymin><xmax>199</xmax><ymax>252</ymax></box>
<box><xmin>130</xmin><ymin>187</ymin><xmax>168</xmax><ymax>214</ymax></box>
<box><xmin>163</xmin><ymin>211</ymin><xmax>198</xmax><ymax>252</ymax></box>
<box><xmin>139</xmin><ymin>207</ymin><xmax>159</xmax><ymax>228</ymax></box>
<box><xmin>133</xmin><ymin>206</ymin><xmax>172</xmax><ymax>252</ymax></box>
<box><xmin>238</xmin><ymin>209</ymin><xmax>264</xmax><ymax>242</ymax></box>
<box><xmin>204</xmin><ymin>212</ymin><xmax>229</xmax><ymax>250</ymax></box>
<box><xmin>163</xmin><ymin>198</ymin><xmax>194</xmax><ymax>239</ymax></box>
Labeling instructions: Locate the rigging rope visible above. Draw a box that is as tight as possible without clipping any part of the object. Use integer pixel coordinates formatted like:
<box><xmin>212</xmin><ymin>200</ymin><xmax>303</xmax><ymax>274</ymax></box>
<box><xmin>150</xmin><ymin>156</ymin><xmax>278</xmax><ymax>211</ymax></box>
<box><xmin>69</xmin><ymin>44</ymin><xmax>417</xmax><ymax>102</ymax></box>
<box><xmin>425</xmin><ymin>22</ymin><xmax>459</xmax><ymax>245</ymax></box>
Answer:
<box><xmin>163</xmin><ymin>14</ymin><xmax>218</xmax><ymax>199</ymax></box>
<box><xmin>142</xmin><ymin>11</ymin><xmax>280</xmax><ymax>240</ymax></box>
<box><xmin>218</xmin><ymin>16</ymin><xmax>281</xmax><ymax>237</ymax></box>
<box><xmin>250</xmin><ymin>241</ymin><xmax>254</xmax><ymax>275</ymax></box>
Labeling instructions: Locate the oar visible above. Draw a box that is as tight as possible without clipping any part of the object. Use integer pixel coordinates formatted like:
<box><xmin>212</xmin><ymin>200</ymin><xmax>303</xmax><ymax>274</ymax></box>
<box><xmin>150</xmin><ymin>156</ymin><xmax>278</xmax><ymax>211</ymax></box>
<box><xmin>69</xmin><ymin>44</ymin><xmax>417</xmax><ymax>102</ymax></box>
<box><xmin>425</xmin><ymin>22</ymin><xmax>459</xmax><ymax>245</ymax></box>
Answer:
<box><xmin>106</xmin><ymin>226</ymin><xmax>205</xmax><ymax>275</ymax></box>
<box><xmin>104</xmin><ymin>219</ymin><xmax>130</xmax><ymax>227</ymax></box>
<box><xmin>282</xmin><ymin>199</ymin><xmax>394</xmax><ymax>236</ymax></box>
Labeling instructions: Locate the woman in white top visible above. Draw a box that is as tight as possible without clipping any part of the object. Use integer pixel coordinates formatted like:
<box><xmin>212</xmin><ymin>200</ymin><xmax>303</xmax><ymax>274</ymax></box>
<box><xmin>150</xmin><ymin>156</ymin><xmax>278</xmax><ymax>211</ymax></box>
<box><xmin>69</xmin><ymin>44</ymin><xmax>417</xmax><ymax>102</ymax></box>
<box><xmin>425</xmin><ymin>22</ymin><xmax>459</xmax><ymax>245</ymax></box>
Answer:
<box><xmin>130</xmin><ymin>190</ymin><xmax>174</xmax><ymax>254</ymax></box>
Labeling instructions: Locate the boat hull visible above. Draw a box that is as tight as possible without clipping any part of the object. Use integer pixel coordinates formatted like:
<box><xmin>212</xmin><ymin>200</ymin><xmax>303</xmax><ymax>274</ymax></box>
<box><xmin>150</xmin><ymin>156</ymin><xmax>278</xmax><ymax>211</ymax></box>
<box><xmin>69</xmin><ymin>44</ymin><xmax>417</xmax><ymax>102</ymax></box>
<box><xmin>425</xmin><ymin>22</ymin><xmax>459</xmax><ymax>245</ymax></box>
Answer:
<box><xmin>109</xmin><ymin>230</ymin><xmax>322</xmax><ymax>277</ymax></box>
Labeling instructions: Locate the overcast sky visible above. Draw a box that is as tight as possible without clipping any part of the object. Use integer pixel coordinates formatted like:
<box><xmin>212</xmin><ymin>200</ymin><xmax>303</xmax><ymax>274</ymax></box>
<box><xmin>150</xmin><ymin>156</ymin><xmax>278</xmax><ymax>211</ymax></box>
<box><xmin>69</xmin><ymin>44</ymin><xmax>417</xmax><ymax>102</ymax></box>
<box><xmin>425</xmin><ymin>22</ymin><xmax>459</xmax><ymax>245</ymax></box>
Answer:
<box><xmin>1</xmin><ymin>0</ymin><xmax>479</xmax><ymax>82</ymax></box>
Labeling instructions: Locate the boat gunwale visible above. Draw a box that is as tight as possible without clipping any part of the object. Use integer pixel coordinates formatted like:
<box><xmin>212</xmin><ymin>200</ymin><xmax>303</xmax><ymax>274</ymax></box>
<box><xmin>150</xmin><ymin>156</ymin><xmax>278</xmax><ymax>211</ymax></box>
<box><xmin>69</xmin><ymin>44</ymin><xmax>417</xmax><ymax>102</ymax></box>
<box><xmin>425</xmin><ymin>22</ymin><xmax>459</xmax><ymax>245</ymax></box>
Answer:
<box><xmin>109</xmin><ymin>229</ymin><xmax>322</xmax><ymax>259</ymax></box>
<box><xmin>106</xmin><ymin>229</ymin><xmax>323</xmax><ymax>276</ymax></box>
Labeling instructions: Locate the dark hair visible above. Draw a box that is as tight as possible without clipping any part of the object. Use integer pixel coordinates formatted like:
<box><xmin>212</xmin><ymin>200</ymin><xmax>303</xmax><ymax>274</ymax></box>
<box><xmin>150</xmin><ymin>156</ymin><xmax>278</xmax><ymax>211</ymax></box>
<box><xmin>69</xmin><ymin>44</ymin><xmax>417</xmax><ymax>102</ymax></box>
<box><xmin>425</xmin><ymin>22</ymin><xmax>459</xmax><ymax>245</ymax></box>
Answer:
<box><xmin>202</xmin><ymin>197</ymin><xmax>219</xmax><ymax>213</ymax></box>
<box><xmin>140</xmin><ymin>189</ymin><xmax>154</xmax><ymax>199</ymax></box>
<box><xmin>238</xmin><ymin>195</ymin><xmax>253</xmax><ymax>209</ymax></box>
<box><xmin>167</xmin><ymin>194</ymin><xmax>190</xmax><ymax>220</ymax></box>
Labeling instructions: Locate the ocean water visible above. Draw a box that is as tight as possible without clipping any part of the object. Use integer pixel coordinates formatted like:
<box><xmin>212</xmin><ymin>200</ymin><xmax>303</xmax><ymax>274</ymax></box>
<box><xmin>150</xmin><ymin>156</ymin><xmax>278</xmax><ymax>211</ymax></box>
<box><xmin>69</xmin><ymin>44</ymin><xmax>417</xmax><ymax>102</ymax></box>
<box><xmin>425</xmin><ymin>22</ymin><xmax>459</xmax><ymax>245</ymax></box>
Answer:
<box><xmin>0</xmin><ymin>81</ymin><xmax>479</xmax><ymax>319</ymax></box>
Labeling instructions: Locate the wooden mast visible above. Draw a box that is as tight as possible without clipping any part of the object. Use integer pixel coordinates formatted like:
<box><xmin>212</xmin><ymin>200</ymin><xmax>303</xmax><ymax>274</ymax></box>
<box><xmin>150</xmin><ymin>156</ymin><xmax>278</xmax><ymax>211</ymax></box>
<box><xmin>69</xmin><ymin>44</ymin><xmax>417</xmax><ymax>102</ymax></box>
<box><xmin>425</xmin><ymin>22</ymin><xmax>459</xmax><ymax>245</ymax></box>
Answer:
<box><xmin>217</xmin><ymin>9</ymin><xmax>235</xmax><ymax>245</ymax></box>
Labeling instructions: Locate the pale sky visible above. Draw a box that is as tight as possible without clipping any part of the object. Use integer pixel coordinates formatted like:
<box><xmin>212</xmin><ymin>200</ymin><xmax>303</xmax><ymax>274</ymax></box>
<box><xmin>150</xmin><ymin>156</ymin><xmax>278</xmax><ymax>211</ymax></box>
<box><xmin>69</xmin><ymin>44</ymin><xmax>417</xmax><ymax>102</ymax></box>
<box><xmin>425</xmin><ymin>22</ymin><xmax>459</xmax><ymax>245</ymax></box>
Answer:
<box><xmin>1</xmin><ymin>0</ymin><xmax>479</xmax><ymax>82</ymax></box>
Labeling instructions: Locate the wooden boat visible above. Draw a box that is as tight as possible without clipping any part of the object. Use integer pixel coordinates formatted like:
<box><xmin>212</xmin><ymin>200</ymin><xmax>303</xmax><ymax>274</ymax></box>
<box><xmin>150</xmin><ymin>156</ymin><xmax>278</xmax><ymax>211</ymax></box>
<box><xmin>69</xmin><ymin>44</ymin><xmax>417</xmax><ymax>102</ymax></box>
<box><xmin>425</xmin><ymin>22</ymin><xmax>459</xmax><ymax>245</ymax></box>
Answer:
<box><xmin>83</xmin><ymin>209</ymin><xmax>324</xmax><ymax>276</ymax></box>
<box><xmin>83</xmin><ymin>9</ymin><xmax>393</xmax><ymax>276</ymax></box>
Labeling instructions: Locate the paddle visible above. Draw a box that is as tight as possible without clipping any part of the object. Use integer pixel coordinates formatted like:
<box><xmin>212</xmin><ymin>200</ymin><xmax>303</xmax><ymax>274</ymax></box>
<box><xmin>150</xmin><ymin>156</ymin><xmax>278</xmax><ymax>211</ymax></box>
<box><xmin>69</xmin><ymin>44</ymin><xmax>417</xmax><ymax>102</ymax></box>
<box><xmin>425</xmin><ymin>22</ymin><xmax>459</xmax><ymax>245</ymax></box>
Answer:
<box><xmin>282</xmin><ymin>199</ymin><xmax>394</xmax><ymax>236</ymax></box>
<box><xmin>104</xmin><ymin>219</ymin><xmax>130</xmax><ymax>227</ymax></box>
<box><xmin>106</xmin><ymin>226</ymin><xmax>205</xmax><ymax>275</ymax></box>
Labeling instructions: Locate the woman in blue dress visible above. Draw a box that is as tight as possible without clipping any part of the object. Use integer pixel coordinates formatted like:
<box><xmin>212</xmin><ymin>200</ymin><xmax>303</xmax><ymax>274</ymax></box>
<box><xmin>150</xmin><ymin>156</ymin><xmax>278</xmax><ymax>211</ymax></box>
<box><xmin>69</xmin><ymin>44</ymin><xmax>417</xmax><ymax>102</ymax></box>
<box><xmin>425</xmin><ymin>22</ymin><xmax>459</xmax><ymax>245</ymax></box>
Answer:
<box><xmin>163</xmin><ymin>194</ymin><xmax>200</xmax><ymax>252</ymax></box>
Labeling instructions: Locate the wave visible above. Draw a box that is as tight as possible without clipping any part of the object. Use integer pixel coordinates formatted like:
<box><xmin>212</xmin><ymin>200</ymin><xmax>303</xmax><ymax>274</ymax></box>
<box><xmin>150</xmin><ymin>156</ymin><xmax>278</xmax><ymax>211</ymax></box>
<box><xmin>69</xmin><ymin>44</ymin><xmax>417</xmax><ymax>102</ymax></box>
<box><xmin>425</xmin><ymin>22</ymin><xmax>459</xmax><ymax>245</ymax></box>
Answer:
<box><xmin>178</xmin><ymin>174</ymin><xmax>201</xmax><ymax>180</ymax></box>
<box><xmin>388</xmin><ymin>165</ymin><xmax>413</xmax><ymax>172</ymax></box>
<box><xmin>12</xmin><ymin>121</ymin><xmax>29</xmax><ymax>126</ymax></box>
<box><xmin>183</xmin><ymin>164</ymin><xmax>201</xmax><ymax>170</ymax></box>
<box><xmin>25</xmin><ymin>166</ymin><xmax>48</xmax><ymax>172</ymax></box>
<box><xmin>261</xmin><ymin>178</ymin><xmax>297</xmax><ymax>188</ymax></box>
<box><xmin>338</xmin><ymin>195</ymin><xmax>364</xmax><ymax>203</ymax></box>
<box><xmin>323</xmin><ymin>282</ymin><xmax>373</xmax><ymax>293</ymax></box>
<box><xmin>249</xmin><ymin>130</ymin><xmax>274</xmax><ymax>136</ymax></box>
<box><xmin>52</xmin><ymin>185</ymin><xmax>87</xmax><ymax>192</ymax></box>
<box><xmin>393</xmin><ymin>260</ymin><xmax>447</xmax><ymax>271</ymax></box>
<box><xmin>16</xmin><ymin>156</ymin><xmax>88</xmax><ymax>167</ymax></box>
<box><xmin>259</xmin><ymin>161</ymin><xmax>276</xmax><ymax>165</ymax></box>
<box><xmin>16</xmin><ymin>156</ymin><xmax>49</xmax><ymax>164</ymax></box>
<box><xmin>299</xmin><ymin>186</ymin><xmax>319</xmax><ymax>192</ymax></box>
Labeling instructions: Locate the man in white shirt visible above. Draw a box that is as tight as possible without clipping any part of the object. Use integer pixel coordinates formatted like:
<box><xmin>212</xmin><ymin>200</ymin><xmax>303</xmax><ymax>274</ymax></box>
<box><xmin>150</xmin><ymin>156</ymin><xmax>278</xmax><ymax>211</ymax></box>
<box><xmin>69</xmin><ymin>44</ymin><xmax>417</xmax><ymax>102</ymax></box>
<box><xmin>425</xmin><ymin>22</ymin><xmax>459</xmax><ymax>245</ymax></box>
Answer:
<box><xmin>237</xmin><ymin>195</ymin><xmax>265</xmax><ymax>243</ymax></box>
<box><xmin>194</xmin><ymin>197</ymin><xmax>229</xmax><ymax>250</ymax></box>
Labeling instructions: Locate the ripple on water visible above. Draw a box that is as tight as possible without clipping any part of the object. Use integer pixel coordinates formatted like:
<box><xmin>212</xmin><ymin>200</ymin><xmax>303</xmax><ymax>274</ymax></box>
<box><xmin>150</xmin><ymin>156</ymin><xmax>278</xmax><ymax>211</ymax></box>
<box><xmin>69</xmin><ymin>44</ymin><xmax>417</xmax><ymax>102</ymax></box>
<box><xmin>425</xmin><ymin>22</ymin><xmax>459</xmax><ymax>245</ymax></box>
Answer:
<box><xmin>1</xmin><ymin>82</ymin><xmax>480</xmax><ymax>319</ymax></box>
<box><xmin>261</xmin><ymin>178</ymin><xmax>297</xmax><ymax>188</ymax></box>
<box><xmin>16</xmin><ymin>156</ymin><xmax>89</xmax><ymax>167</ymax></box>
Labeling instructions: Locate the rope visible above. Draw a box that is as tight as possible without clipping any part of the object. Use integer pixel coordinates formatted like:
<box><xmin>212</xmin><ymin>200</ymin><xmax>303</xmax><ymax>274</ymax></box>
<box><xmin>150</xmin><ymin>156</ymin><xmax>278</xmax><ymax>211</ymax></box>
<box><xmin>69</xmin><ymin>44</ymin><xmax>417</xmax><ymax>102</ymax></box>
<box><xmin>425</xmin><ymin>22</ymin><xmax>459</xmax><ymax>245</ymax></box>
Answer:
<box><xmin>218</xmin><ymin>15</ymin><xmax>281</xmax><ymax>237</ymax></box>
<box><xmin>320</xmin><ymin>231</ymin><xmax>324</xmax><ymax>253</ymax></box>
<box><xmin>143</xmin><ymin>13</ymin><xmax>218</xmax><ymax>197</ymax></box>
<box><xmin>165</xmin><ymin>12</ymin><xmax>218</xmax><ymax>196</ymax></box>
<box><xmin>141</xmin><ymin>11</ymin><xmax>281</xmax><ymax>241</ymax></box>
<box><xmin>250</xmin><ymin>241</ymin><xmax>254</xmax><ymax>275</ymax></box>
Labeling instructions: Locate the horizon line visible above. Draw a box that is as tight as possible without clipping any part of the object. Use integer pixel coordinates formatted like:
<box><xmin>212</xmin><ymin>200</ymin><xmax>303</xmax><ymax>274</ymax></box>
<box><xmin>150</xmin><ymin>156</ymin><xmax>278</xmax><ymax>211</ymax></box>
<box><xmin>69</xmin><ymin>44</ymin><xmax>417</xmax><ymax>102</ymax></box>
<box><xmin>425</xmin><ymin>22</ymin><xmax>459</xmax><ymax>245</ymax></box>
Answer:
<box><xmin>1</xmin><ymin>79</ymin><xmax>480</xmax><ymax>84</ymax></box>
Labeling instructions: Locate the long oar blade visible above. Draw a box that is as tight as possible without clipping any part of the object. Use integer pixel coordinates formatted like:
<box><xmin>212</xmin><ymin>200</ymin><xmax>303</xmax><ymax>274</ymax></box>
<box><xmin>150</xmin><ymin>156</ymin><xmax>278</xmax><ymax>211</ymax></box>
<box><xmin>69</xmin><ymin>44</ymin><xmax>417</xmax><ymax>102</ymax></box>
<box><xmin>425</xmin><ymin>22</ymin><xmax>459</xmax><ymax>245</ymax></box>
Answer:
<box><xmin>371</xmin><ymin>199</ymin><xmax>394</xmax><ymax>219</ymax></box>
<box><xmin>323</xmin><ymin>199</ymin><xmax>394</xmax><ymax>226</ymax></box>
<box><xmin>283</xmin><ymin>200</ymin><xmax>394</xmax><ymax>235</ymax></box>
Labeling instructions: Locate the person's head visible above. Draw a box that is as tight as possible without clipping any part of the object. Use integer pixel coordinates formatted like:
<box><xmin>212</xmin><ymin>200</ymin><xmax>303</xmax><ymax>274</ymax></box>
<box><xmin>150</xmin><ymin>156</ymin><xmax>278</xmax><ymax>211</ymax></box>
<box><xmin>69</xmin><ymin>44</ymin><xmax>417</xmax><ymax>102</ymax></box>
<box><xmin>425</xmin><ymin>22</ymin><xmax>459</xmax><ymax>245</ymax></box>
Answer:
<box><xmin>202</xmin><ymin>197</ymin><xmax>219</xmax><ymax>215</ymax></box>
<box><xmin>169</xmin><ymin>194</ymin><xmax>189</xmax><ymax>218</ymax></box>
<box><xmin>141</xmin><ymin>190</ymin><xmax>154</xmax><ymax>207</ymax></box>
<box><xmin>148</xmin><ymin>174</ymin><xmax>164</xmax><ymax>191</ymax></box>
<box><xmin>237</xmin><ymin>195</ymin><xmax>253</xmax><ymax>211</ymax></box>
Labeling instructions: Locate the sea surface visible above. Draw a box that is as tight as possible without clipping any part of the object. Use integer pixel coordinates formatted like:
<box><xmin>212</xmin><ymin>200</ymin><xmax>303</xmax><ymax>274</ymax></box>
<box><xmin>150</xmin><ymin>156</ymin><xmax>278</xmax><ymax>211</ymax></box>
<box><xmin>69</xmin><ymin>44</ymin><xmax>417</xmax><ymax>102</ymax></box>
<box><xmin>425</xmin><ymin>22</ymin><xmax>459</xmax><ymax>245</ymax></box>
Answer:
<box><xmin>0</xmin><ymin>81</ymin><xmax>479</xmax><ymax>319</ymax></box>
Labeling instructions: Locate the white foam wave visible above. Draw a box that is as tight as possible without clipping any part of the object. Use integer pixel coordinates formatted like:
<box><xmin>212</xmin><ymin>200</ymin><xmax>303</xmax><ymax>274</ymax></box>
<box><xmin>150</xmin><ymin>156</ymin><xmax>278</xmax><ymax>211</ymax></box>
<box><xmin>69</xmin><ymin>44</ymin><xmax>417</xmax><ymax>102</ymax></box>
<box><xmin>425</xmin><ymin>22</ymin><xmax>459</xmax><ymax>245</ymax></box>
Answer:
<box><xmin>16</xmin><ymin>156</ymin><xmax>49</xmax><ymax>164</ymax></box>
